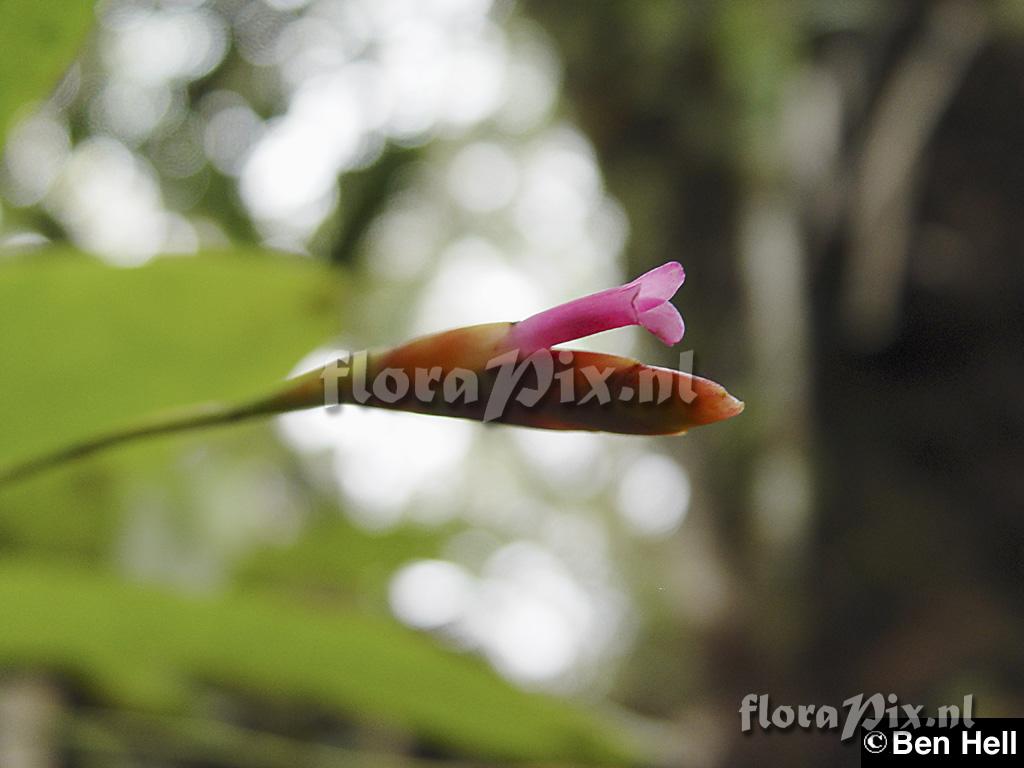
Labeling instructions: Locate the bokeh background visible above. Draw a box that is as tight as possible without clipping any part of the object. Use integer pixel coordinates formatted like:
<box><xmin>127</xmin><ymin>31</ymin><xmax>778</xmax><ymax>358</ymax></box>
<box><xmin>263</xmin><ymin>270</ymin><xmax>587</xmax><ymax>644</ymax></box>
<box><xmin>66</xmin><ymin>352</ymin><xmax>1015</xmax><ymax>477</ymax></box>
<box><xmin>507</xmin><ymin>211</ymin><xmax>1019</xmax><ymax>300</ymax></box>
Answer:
<box><xmin>1</xmin><ymin>0</ymin><xmax>1022</xmax><ymax>765</ymax></box>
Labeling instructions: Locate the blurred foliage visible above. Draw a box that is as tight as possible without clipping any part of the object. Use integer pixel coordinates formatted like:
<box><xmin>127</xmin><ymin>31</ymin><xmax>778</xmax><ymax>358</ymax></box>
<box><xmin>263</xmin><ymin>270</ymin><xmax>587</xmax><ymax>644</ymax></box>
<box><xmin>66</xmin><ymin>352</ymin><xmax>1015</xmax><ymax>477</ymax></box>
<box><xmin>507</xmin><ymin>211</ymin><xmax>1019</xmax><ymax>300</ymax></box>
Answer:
<box><xmin>0</xmin><ymin>0</ymin><xmax>93</xmax><ymax>146</ymax></box>
<box><xmin>0</xmin><ymin>251</ymin><xmax>340</xmax><ymax>466</ymax></box>
<box><xmin>0</xmin><ymin>559</ymin><xmax>630</xmax><ymax>764</ymax></box>
<box><xmin>0</xmin><ymin>250</ymin><xmax>339</xmax><ymax>556</ymax></box>
<box><xmin>235</xmin><ymin>513</ymin><xmax>450</xmax><ymax>601</ymax></box>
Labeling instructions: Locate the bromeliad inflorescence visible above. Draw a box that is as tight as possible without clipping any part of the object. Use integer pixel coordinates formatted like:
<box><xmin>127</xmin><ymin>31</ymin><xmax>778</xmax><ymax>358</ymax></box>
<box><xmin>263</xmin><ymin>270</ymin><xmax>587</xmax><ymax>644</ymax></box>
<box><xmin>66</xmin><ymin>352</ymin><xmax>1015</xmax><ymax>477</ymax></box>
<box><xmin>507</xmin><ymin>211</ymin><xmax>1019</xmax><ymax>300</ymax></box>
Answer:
<box><xmin>273</xmin><ymin>261</ymin><xmax>743</xmax><ymax>435</ymax></box>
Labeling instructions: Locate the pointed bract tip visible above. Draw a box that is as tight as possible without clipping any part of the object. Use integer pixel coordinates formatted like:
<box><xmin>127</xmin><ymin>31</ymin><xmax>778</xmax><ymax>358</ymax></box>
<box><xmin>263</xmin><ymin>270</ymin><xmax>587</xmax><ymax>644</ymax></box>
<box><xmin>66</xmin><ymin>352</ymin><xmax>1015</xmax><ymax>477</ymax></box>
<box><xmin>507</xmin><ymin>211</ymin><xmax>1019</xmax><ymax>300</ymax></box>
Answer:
<box><xmin>685</xmin><ymin>379</ymin><xmax>745</xmax><ymax>426</ymax></box>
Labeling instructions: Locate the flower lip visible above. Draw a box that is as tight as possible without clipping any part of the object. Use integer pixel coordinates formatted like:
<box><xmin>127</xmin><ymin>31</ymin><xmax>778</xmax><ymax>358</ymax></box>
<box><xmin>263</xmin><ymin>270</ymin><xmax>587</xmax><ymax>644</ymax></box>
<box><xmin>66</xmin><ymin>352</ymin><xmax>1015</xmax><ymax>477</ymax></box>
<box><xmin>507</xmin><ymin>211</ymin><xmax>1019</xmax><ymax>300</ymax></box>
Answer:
<box><xmin>503</xmin><ymin>261</ymin><xmax>686</xmax><ymax>355</ymax></box>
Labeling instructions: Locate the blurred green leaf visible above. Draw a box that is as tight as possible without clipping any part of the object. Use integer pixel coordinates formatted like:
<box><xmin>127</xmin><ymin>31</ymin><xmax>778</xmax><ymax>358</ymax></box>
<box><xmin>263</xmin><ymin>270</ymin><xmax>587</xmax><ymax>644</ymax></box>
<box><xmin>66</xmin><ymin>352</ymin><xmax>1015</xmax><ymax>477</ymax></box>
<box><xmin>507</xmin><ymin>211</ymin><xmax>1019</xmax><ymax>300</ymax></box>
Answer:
<box><xmin>238</xmin><ymin>513</ymin><xmax>453</xmax><ymax>604</ymax></box>
<box><xmin>0</xmin><ymin>249</ymin><xmax>340</xmax><ymax>465</ymax></box>
<box><xmin>0</xmin><ymin>559</ymin><xmax>633</xmax><ymax>764</ymax></box>
<box><xmin>0</xmin><ymin>0</ymin><xmax>95</xmax><ymax>146</ymax></box>
<box><xmin>0</xmin><ymin>249</ymin><xmax>342</xmax><ymax>554</ymax></box>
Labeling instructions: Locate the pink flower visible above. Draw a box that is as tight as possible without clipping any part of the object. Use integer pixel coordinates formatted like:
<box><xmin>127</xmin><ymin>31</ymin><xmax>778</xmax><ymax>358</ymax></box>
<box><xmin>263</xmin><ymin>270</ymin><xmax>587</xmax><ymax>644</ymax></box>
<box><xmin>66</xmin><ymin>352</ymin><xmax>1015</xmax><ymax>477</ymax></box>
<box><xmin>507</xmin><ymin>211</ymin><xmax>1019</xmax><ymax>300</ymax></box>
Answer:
<box><xmin>503</xmin><ymin>262</ymin><xmax>686</xmax><ymax>355</ymax></box>
<box><xmin>272</xmin><ymin>260</ymin><xmax>742</xmax><ymax>436</ymax></box>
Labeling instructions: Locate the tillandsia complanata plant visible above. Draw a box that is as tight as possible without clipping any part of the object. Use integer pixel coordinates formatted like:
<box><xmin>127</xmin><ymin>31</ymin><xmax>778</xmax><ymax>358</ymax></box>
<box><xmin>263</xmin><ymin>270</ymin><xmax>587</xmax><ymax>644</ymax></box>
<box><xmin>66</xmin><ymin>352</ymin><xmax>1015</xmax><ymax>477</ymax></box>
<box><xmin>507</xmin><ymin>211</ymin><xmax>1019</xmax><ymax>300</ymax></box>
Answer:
<box><xmin>0</xmin><ymin>262</ymin><xmax>742</xmax><ymax>486</ymax></box>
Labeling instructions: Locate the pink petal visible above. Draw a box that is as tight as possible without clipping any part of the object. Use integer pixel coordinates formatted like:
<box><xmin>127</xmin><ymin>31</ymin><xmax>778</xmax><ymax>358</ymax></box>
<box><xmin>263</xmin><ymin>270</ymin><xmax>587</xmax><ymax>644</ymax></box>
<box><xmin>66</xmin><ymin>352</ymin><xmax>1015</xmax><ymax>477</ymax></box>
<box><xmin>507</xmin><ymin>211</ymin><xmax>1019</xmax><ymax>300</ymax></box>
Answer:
<box><xmin>638</xmin><ymin>301</ymin><xmax>685</xmax><ymax>345</ymax></box>
<box><xmin>632</xmin><ymin>262</ymin><xmax>685</xmax><ymax>309</ymax></box>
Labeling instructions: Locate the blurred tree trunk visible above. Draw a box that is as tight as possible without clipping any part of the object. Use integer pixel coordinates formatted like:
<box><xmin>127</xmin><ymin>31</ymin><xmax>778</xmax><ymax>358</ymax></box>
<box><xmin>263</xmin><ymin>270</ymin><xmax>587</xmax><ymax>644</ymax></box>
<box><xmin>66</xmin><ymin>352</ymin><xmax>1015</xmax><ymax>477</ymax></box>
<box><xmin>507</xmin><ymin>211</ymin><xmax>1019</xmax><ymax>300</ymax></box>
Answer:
<box><xmin>524</xmin><ymin>1</ymin><xmax>1024</xmax><ymax>765</ymax></box>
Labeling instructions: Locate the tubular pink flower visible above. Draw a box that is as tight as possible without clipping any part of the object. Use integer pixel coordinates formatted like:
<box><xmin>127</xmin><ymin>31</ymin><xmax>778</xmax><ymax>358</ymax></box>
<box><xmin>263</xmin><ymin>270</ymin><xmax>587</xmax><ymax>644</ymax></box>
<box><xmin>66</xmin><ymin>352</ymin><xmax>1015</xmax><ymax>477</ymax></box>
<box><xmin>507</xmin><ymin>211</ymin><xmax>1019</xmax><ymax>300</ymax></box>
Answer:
<box><xmin>503</xmin><ymin>262</ymin><xmax>686</xmax><ymax>355</ymax></box>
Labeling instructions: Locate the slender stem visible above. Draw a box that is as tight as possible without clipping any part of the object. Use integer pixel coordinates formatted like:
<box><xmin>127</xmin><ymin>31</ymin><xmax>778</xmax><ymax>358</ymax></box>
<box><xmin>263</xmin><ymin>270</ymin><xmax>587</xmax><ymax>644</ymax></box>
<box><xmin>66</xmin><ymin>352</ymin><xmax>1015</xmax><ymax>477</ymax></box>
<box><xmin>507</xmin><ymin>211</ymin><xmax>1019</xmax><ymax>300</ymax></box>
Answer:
<box><xmin>0</xmin><ymin>366</ymin><xmax>331</xmax><ymax>488</ymax></box>
<box><xmin>0</xmin><ymin>399</ymin><xmax>279</xmax><ymax>488</ymax></box>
